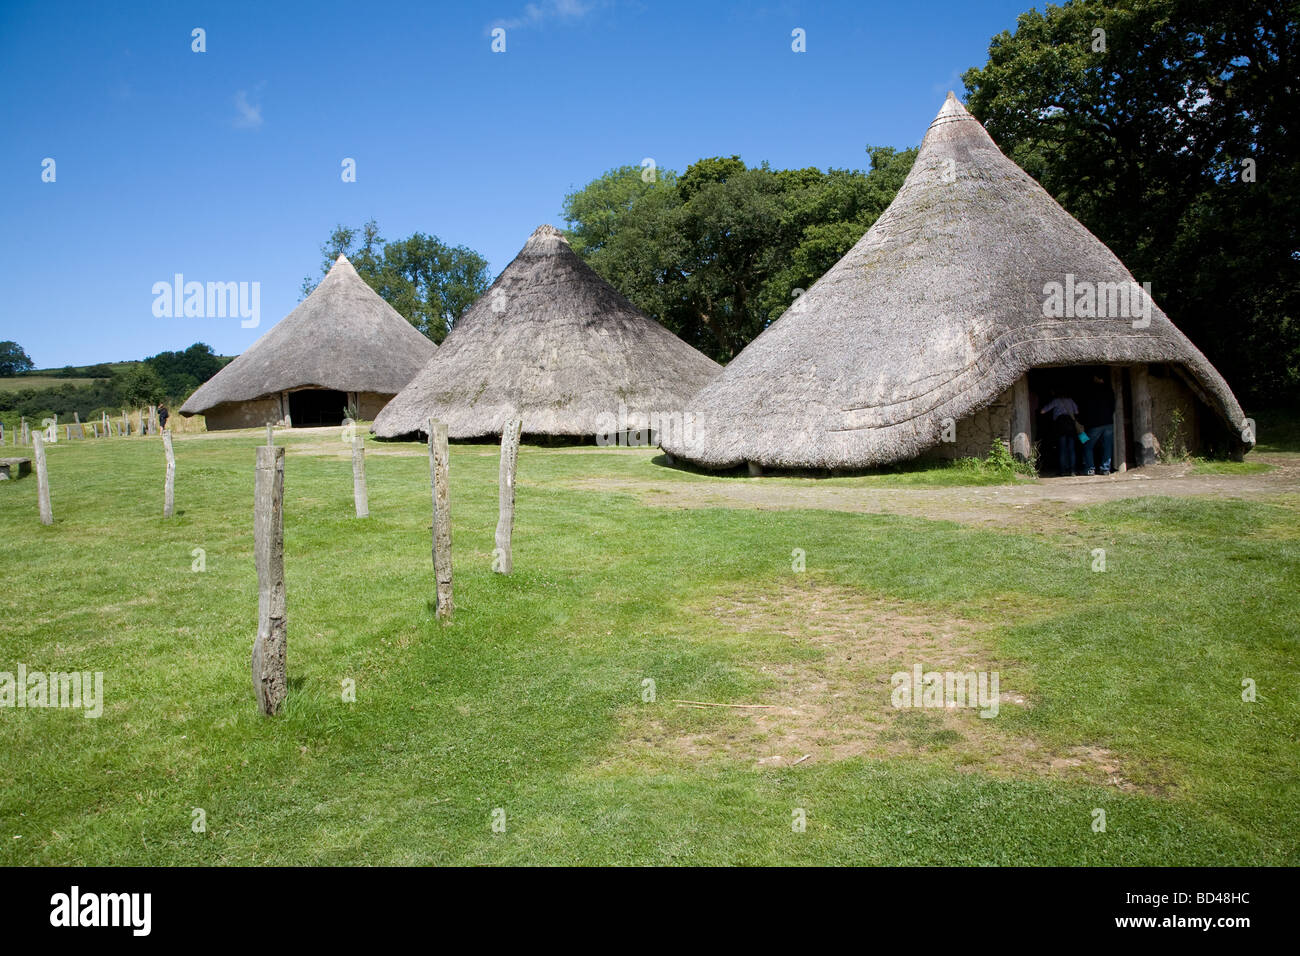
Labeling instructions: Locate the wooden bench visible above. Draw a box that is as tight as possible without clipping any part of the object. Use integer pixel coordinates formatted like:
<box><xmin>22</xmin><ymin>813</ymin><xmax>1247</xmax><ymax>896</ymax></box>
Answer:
<box><xmin>0</xmin><ymin>457</ymin><xmax>32</xmax><ymax>480</ymax></box>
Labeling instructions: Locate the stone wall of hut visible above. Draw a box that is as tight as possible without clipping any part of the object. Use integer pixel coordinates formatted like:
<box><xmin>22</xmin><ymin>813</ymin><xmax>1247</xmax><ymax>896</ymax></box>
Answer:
<box><xmin>356</xmin><ymin>391</ymin><xmax>392</xmax><ymax>420</ymax></box>
<box><xmin>1145</xmin><ymin>365</ymin><xmax>1201</xmax><ymax>459</ymax></box>
<box><xmin>922</xmin><ymin>385</ymin><xmax>1016</xmax><ymax>461</ymax></box>
<box><xmin>201</xmin><ymin>397</ymin><xmax>283</xmax><ymax>431</ymax></box>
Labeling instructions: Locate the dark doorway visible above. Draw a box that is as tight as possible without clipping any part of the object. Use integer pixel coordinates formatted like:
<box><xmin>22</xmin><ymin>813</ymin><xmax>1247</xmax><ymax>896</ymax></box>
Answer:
<box><xmin>1026</xmin><ymin>366</ymin><xmax>1120</xmax><ymax>476</ymax></box>
<box><xmin>288</xmin><ymin>389</ymin><xmax>347</xmax><ymax>427</ymax></box>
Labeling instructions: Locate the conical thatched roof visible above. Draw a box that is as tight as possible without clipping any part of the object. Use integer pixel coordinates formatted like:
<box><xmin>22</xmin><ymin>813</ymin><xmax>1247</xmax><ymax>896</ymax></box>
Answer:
<box><xmin>372</xmin><ymin>225</ymin><xmax>722</xmax><ymax>439</ymax></box>
<box><xmin>180</xmin><ymin>255</ymin><xmax>436</xmax><ymax>415</ymax></box>
<box><xmin>663</xmin><ymin>93</ymin><xmax>1254</xmax><ymax>470</ymax></box>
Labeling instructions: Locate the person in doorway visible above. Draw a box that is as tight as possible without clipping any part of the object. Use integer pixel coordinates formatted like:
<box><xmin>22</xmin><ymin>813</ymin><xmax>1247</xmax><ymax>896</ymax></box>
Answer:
<box><xmin>1039</xmin><ymin>387</ymin><xmax>1082</xmax><ymax>476</ymax></box>
<box><xmin>1081</xmin><ymin>374</ymin><xmax>1115</xmax><ymax>475</ymax></box>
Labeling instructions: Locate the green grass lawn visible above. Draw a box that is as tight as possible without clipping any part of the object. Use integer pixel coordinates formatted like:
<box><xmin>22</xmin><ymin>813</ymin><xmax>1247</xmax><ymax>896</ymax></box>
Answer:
<box><xmin>1</xmin><ymin>429</ymin><xmax>1296</xmax><ymax>865</ymax></box>
<box><xmin>0</xmin><ymin>376</ymin><xmax>101</xmax><ymax>392</ymax></box>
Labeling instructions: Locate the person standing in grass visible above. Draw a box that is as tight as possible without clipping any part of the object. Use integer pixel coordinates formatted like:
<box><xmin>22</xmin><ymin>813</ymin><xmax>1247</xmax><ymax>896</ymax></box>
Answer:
<box><xmin>1081</xmin><ymin>374</ymin><xmax>1115</xmax><ymax>476</ymax></box>
<box><xmin>1039</xmin><ymin>388</ymin><xmax>1081</xmax><ymax>476</ymax></box>
<box><xmin>158</xmin><ymin>404</ymin><xmax>170</xmax><ymax>431</ymax></box>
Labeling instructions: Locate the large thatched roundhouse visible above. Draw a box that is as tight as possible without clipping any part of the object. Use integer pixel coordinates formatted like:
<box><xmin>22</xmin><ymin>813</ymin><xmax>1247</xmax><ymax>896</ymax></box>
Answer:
<box><xmin>372</xmin><ymin>225</ymin><xmax>721</xmax><ymax>441</ymax></box>
<box><xmin>662</xmin><ymin>93</ymin><xmax>1254</xmax><ymax>473</ymax></box>
<box><xmin>180</xmin><ymin>255</ymin><xmax>436</xmax><ymax>429</ymax></box>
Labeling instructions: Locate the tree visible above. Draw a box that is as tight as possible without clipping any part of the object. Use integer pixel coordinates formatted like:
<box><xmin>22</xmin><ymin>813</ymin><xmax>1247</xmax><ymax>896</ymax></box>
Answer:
<box><xmin>0</xmin><ymin>342</ymin><xmax>35</xmax><ymax>376</ymax></box>
<box><xmin>145</xmin><ymin>343</ymin><xmax>223</xmax><ymax>400</ymax></box>
<box><xmin>562</xmin><ymin>148</ymin><xmax>916</xmax><ymax>361</ymax></box>
<box><xmin>962</xmin><ymin>0</ymin><xmax>1299</xmax><ymax>404</ymax></box>
<box><xmin>115</xmin><ymin>364</ymin><xmax>166</xmax><ymax>406</ymax></box>
<box><xmin>301</xmin><ymin>220</ymin><xmax>491</xmax><ymax>342</ymax></box>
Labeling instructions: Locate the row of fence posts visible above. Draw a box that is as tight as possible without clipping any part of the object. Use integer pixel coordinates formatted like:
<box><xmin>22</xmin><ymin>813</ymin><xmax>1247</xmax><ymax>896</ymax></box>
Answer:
<box><xmin>4</xmin><ymin>407</ymin><xmax>167</xmax><ymax>448</ymax></box>
<box><xmin>250</xmin><ymin>416</ymin><xmax>522</xmax><ymax>715</ymax></box>
<box><xmin>15</xmin><ymin>405</ymin><xmax>177</xmax><ymax>525</ymax></box>
<box><xmin>25</xmin><ymin>427</ymin><xmax>176</xmax><ymax>526</ymax></box>
<box><xmin>21</xmin><ymin>409</ymin><xmax>521</xmax><ymax>716</ymax></box>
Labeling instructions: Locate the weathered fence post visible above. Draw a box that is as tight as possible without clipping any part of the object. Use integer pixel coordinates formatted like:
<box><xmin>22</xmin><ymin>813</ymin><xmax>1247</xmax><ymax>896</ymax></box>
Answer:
<box><xmin>1131</xmin><ymin>365</ymin><xmax>1158</xmax><ymax>466</ymax></box>
<box><xmin>32</xmin><ymin>431</ymin><xmax>52</xmax><ymax>525</ymax></box>
<box><xmin>266</xmin><ymin>422</ymin><xmax>274</xmax><ymax>446</ymax></box>
<box><xmin>494</xmin><ymin>417</ymin><xmax>522</xmax><ymax>574</ymax></box>
<box><xmin>162</xmin><ymin>430</ymin><xmax>176</xmax><ymax>518</ymax></box>
<box><xmin>1010</xmin><ymin>375</ymin><xmax>1032</xmax><ymax>462</ymax></box>
<box><xmin>351</xmin><ymin>436</ymin><xmax>369</xmax><ymax>518</ymax></box>
<box><xmin>428</xmin><ymin>419</ymin><xmax>453</xmax><ymax>619</ymax></box>
<box><xmin>251</xmin><ymin>445</ymin><xmax>287</xmax><ymax>715</ymax></box>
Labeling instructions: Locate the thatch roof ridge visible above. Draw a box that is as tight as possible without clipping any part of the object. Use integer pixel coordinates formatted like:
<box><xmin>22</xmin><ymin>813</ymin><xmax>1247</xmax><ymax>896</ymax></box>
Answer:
<box><xmin>661</xmin><ymin>93</ymin><xmax>1253</xmax><ymax>469</ymax></box>
<box><xmin>371</xmin><ymin>224</ymin><xmax>722</xmax><ymax>439</ymax></box>
<box><xmin>179</xmin><ymin>254</ymin><xmax>436</xmax><ymax>414</ymax></box>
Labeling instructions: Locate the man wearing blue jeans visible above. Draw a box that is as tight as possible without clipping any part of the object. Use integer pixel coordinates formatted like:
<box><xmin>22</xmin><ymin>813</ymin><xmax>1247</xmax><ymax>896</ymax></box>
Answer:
<box><xmin>1081</xmin><ymin>374</ymin><xmax>1115</xmax><ymax>475</ymax></box>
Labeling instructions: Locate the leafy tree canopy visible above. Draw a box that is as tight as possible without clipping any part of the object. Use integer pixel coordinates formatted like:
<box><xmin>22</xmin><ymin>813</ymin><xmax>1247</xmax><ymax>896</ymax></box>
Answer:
<box><xmin>302</xmin><ymin>220</ymin><xmax>492</xmax><ymax>343</ymax></box>
<box><xmin>144</xmin><ymin>342</ymin><xmax>223</xmax><ymax>401</ymax></box>
<box><xmin>0</xmin><ymin>341</ymin><xmax>35</xmax><ymax>376</ymax></box>
<box><xmin>562</xmin><ymin>148</ymin><xmax>916</xmax><ymax>361</ymax></box>
<box><xmin>114</xmin><ymin>363</ymin><xmax>167</xmax><ymax>407</ymax></box>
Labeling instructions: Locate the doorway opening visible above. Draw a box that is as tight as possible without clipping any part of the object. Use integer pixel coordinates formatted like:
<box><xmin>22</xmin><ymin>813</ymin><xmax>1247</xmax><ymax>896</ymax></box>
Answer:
<box><xmin>288</xmin><ymin>389</ymin><xmax>348</xmax><ymax>427</ymax></box>
<box><xmin>1025</xmin><ymin>366</ymin><xmax>1128</xmax><ymax>476</ymax></box>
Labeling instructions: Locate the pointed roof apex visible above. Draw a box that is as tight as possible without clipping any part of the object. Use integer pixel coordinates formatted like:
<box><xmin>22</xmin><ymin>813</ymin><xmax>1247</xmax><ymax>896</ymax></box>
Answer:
<box><xmin>330</xmin><ymin>253</ymin><xmax>356</xmax><ymax>272</ymax></box>
<box><xmin>929</xmin><ymin>91</ymin><xmax>975</xmax><ymax>128</ymax></box>
<box><xmin>523</xmin><ymin>224</ymin><xmax>570</xmax><ymax>253</ymax></box>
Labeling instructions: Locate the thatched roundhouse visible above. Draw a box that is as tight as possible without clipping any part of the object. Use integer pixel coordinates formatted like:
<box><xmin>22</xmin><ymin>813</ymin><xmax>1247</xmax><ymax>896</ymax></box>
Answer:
<box><xmin>179</xmin><ymin>255</ymin><xmax>436</xmax><ymax>429</ymax></box>
<box><xmin>662</xmin><ymin>94</ymin><xmax>1254</xmax><ymax>473</ymax></box>
<box><xmin>372</xmin><ymin>225</ymin><xmax>721</xmax><ymax>441</ymax></box>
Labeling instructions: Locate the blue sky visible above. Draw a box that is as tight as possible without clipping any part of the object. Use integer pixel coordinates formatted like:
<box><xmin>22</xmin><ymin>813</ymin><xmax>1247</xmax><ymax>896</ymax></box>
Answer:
<box><xmin>0</xmin><ymin>0</ymin><xmax>1033</xmax><ymax>367</ymax></box>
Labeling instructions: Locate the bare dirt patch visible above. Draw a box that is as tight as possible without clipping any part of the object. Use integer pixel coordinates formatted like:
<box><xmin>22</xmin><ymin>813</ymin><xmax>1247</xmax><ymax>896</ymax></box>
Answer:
<box><xmin>569</xmin><ymin>454</ymin><xmax>1300</xmax><ymax>532</ymax></box>
<box><xmin>608</xmin><ymin>579</ymin><xmax>1143</xmax><ymax>791</ymax></box>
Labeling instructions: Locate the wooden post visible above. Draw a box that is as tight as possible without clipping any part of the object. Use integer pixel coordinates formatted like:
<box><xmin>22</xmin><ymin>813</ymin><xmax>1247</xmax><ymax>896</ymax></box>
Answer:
<box><xmin>32</xmin><ymin>431</ymin><xmax>52</xmax><ymax>525</ymax></box>
<box><xmin>351</xmin><ymin>435</ymin><xmax>369</xmax><ymax>518</ymax></box>
<box><xmin>1010</xmin><ymin>375</ymin><xmax>1031</xmax><ymax>462</ymax></box>
<box><xmin>428</xmin><ymin>420</ymin><xmax>453</xmax><ymax>619</ymax></box>
<box><xmin>251</xmin><ymin>445</ymin><xmax>287</xmax><ymax>715</ymax></box>
<box><xmin>748</xmin><ymin>462</ymin><xmax>763</xmax><ymax>477</ymax></box>
<box><xmin>162</xmin><ymin>430</ymin><xmax>175</xmax><ymax>518</ymax></box>
<box><xmin>121</xmin><ymin>409</ymin><xmax>128</xmax><ymax>436</ymax></box>
<box><xmin>1110</xmin><ymin>366</ymin><xmax>1127</xmax><ymax>473</ymax></box>
<box><xmin>266</xmin><ymin>423</ymin><xmax>274</xmax><ymax>446</ymax></box>
<box><xmin>1131</xmin><ymin>365</ymin><xmax>1159</xmax><ymax>466</ymax></box>
<box><xmin>494</xmin><ymin>418</ymin><xmax>522</xmax><ymax>574</ymax></box>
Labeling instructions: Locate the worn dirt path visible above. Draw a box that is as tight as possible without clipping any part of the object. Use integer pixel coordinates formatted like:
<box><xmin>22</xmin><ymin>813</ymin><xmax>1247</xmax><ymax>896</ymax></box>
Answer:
<box><xmin>567</xmin><ymin>455</ymin><xmax>1300</xmax><ymax>531</ymax></box>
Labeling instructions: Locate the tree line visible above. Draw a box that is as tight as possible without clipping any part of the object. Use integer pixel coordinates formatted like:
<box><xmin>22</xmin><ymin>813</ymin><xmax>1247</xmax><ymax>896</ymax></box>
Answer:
<box><xmin>0</xmin><ymin>343</ymin><xmax>228</xmax><ymax>425</ymax></box>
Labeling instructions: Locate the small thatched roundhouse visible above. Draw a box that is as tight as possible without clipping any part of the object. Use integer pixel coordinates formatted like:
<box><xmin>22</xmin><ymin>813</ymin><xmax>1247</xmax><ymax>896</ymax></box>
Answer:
<box><xmin>180</xmin><ymin>255</ymin><xmax>436</xmax><ymax>429</ymax></box>
<box><xmin>663</xmin><ymin>93</ymin><xmax>1255</xmax><ymax>473</ymax></box>
<box><xmin>372</xmin><ymin>225</ymin><xmax>721</xmax><ymax>441</ymax></box>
